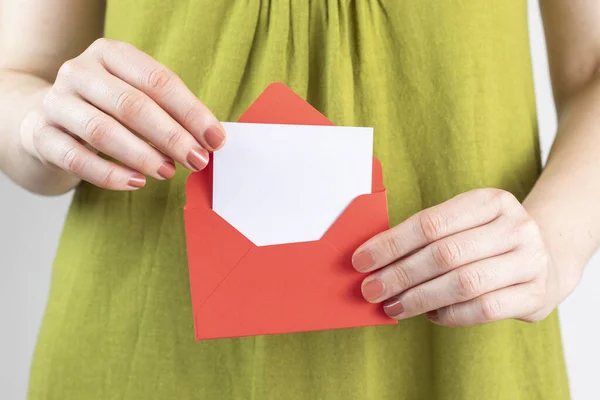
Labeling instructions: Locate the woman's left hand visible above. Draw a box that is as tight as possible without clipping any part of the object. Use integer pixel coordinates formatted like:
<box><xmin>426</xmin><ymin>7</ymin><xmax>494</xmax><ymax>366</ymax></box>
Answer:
<box><xmin>352</xmin><ymin>188</ymin><xmax>569</xmax><ymax>326</ymax></box>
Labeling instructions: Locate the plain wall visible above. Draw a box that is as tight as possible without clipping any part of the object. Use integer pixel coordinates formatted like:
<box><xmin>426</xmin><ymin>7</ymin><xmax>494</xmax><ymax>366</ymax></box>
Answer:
<box><xmin>1</xmin><ymin>2</ymin><xmax>598</xmax><ymax>399</ymax></box>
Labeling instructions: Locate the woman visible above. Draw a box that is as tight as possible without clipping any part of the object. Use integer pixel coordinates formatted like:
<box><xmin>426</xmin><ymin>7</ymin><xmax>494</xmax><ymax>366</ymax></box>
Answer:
<box><xmin>1</xmin><ymin>1</ymin><xmax>597</xmax><ymax>399</ymax></box>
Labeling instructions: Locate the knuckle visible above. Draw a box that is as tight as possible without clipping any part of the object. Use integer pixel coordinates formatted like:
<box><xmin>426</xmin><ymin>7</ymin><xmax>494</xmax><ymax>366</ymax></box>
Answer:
<box><xmin>516</xmin><ymin>218</ymin><xmax>542</xmax><ymax>246</ymax></box>
<box><xmin>90</xmin><ymin>37</ymin><xmax>109</xmax><ymax>49</ymax></box>
<box><xmin>113</xmin><ymin>39</ymin><xmax>135</xmax><ymax>53</ymax></box>
<box><xmin>390</xmin><ymin>263</ymin><xmax>412</xmax><ymax>289</ymax></box>
<box><xmin>468</xmin><ymin>188</ymin><xmax>499</xmax><ymax>209</ymax></box>
<box><xmin>531</xmin><ymin>249</ymin><xmax>550</xmax><ymax>269</ymax></box>
<box><xmin>521</xmin><ymin>259</ymin><xmax>543</xmax><ymax>282</ymax></box>
<box><xmin>135</xmin><ymin>150</ymin><xmax>151</xmax><ymax>171</ymax></box>
<box><xmin>493</xmin><ymin>189</ymin><xmax>517</xmax><ymax>206</ymax></box>
<box><xmin>115</xmin><ymin>90</ymin><xmax>146</xmax><ymax>120</ymax></box>
<box><xmin>522</xmin><ymin>308</ymin><xmax>551</xmax><ymax>323</ymax></box>
<box><xmin>144</xmin><ymin>67</ymin><xmax>174</xmax><ymax>94</ymax></box>
<box><xmin>84</xmin><ymin>116</ymin><xmax>111</xmax><ymax>147</ymax></box>
<box><xmin>57</xmin><ymin>59</ymin><xmax>80</xmax><ymax>80</ymax></box>
<box><xmin>474</xmin><ymin>188</ymin><xmax>497</xmax><ymax>202</ymax></box>
<box><xmin>383</xmin><ymin>234</ymin><xmax>403</xmax><ymax>259</ymax></box>
<box><xmin>181</xmin><ymin>104</ymin><xmax>204</xmax><ymax>127</ymax></box>
<box><xmin>408</xmin><ymin>287</ymin><xmax>428</xmax><ymax>312</ymax></box>
<box><xmin>42</xmin><ymin>90</ymin><xmax>59</xmax><ymax>112</ymax></box>
<box><xmin>163</xmin><ymin>126</ymin><xmax>184</xmax><ymax>152</ymax></box>
<box><xmin>521</xmin><ymin>314</ymin><xmax>543</xmax><ymax>323</ymax></box>
<box><xmin>419</xmin><ymin>210</ymin><xmax>447</xmax><ymax>241</ymax></box>
<box><xmin>32</xmin><ymin>123</ymin><xmax>51</xmax><ymax>145</ymax></box>
<box><xmin>520</xmin><ymin>218</ymin><xmax>540</xmax><ymax>237</ymax></box>
<box><xmin>432</xmin><ymin>240</ymin><xmax>462</xmax><ymax>270</ymax></box>
<box><xmin>61</xmin><ymin>146</ymin><xmax>87</xmax><ymax>175</ymax></box>
<box><xmin>100</xmin><ymin>168</ymin><xmax>116</xmax><ymax>188</ymax></box>
<box><xmin>505</xmin><ymin>217</ymin><xmax>522</xmax><ymax>249</ymax></box>
<box><xmin>494</xmin><ymin>189</ymin><xmax>520</xmax><ymax>215</ymax></box>
<box><xmin>455</xmin><ymin>269</ymin><xmax>484</xmax><ymax>299</ymax></box>
<box><xmin>88</xmin><ymin>38</ymin><xmax>114</xmax><ymax>55</ymax></box>
<box><xmin>441</xmin><ymin>307</ymin><xmax>459</xmax><ymax>327</ymax></box>
<box><xmin>480</xmin><ymin>296</ymin><xmax>502</xmax><ymax>322</ymax></box>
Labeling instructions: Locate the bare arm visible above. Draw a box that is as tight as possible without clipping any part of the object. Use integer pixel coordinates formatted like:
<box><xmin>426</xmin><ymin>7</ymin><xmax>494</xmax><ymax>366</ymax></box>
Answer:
<box><xmin>0</xmin><ymin>0</ymin><xmax>105</xmax><ymax>194</ymax></box>
<box><xmin>0</xmin><ymin>0</ymin><xmax>226</xmax><ymax>196</ymax></box>
<box><xmin>524</xmin><ymin>0</ymin><xmax>600</xmax><ymax>292</ymax></box>
<box><xmin>349</xmin><ymin>1</ymin><xmax>600</xmax><ymax>325</ymax></box>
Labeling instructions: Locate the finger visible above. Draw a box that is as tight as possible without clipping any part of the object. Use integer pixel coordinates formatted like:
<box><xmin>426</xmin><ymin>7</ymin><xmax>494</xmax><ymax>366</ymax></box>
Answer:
<box><xmin>64</xmin><ymin>63</ymin><xmax>209</xmax><ymax>172</ymax></box>
<box><xmin>360</xmin><ymin>215</ymin><xmax>519</xmax><ymax>303</ymax></box>
<box><xmin>86</xmin><ymin>38</ymin><xmax>226</xmax><ymax>151</ymax></box>
<box><xmin>428</xmin><ymin>283</ymin><xmax>545</xmax><ymax>327</ymax></box>
<box><xmin>352</xmin><ymin>188</ymin><xmax>523</xmax><ymax>272</ymax></box>
<box><xmin>43</xmin><ymin>92</ymin><xmax>176</xmax><ymax>180</ymax></box>
<box><xmin>34</xmin><ymin>124</ymin><xmax>145</xmax><ymax>190</ymax></box>
<box><xmin>382</xmin><ymin>251</ymin><xmax>537</xmax><ymax>319</ymax></box>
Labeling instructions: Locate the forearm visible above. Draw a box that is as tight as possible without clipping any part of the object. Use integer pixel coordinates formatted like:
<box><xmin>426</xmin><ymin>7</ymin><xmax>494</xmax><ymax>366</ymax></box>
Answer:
<box><xmin>0</xmin><ymin>70</ymin><xmax>80</xmax><ymax>195</ymax></box>
<box><xmin>0</xmin><ymin>0</ymin><xmax>106</xmax><ymax>195</ymax></box>
<box><xmin>523</xmin><ymin>76</ymin><xmax>600</xmax><ymax>294</ymax></box>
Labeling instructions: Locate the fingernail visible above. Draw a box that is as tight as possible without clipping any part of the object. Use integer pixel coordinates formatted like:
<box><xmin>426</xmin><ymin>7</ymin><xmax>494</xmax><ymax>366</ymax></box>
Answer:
<box><xmin>157</xmin><ymin>160</ymin><xmax>176</xmax><ymax>179</ymax></box>
<box><xmin>128</xmin><ymin>174</ymin><xmax>146</xmax><ymax>188</ymax></box>
<box><xmin>352</xmin><ymin>251</ymin><xmax>374</xmax><ymax>271</ymax></box>
<box><xmin>204</xmin><ymin>126</ymin><xmax>226</xmax><ymax>151</ymax></box>
<box><xmin>187</xmin><ymin>148</ymin><xmax>209</xmax><ymax>171</ymax></box>
<box><xmin>362</xmin><ymin>279</ymin><xmax>385</xmax><ymax>302</ymax></box>
<box><xmin>426</xmin><ymin>310</ymin><xmax>439</xmax><ymax>323</ymax></box>
<box><xmin>384</xmin><ymin>299</ymin><xmax>404</xmax><ymax>317</ymax></box>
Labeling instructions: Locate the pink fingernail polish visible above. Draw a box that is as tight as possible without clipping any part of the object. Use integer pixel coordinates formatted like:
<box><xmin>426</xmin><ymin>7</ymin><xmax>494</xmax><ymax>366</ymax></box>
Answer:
<box><xmin>157</xmin><ymin>160</ymin><xmax>176</xmax><ymax>179</ymax></box>
<box><xmin>352</xmin><ymin>251</ymin><xmax>374</xmax><ymax>271</ymax></box>
<box><xmin>187</xmin><ymin>148</ymin><xmax>209</xmax><ymax>171</ymax></box>
<box><xmin>204</xmin><ymin>126</ymin><xmax>226</xmax><ymax>151</ymax></box>
<box><xmin>362</xmin><ymin>279</ymin><xmax>385</xmax><ymax>302</ymax></box>
<box><xmin>426</xmin><ymin>310</ymin><xmax>439</xmax><ymax>323</ymax></box>
<box><xmin>384</xmin><ymin>299</ymin><xmax>404</xmax><ymax>317</ymax></box>
<box><xmin>128</xmin><ymin>174</ymin><xmax>146</xmax><ymax>188</ymax></box>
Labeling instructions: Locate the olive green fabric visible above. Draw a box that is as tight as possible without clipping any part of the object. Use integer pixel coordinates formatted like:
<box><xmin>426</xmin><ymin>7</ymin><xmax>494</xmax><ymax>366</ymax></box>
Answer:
<box><xmin>28</xmin><ymin>1</ymin><xmax>570</xmax><ymax>399</ymax></box>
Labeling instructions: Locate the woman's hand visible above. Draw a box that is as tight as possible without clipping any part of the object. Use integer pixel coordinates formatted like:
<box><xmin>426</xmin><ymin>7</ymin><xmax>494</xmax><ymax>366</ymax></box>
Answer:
<box><xmin>19</xmin><ymin>38</ymin><xmax>225</xmax><ymax>190</ymax></box>
<box><xmin>352</xmin><ymin>188</ymin><xmax>574</xmax><ymax>326</ymax></box>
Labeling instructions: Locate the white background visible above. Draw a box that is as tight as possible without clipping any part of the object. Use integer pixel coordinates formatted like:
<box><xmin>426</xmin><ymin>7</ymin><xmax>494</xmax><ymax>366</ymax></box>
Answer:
<box><xmin>0</xmin><ymin>2</ymin><xmax>598</xmax><ymax>399</ymax></box>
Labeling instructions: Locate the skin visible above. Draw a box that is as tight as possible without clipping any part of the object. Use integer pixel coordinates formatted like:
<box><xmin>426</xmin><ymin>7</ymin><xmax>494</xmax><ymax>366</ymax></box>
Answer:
<box><xmin>0</xmin><ymin>0</ymin><xmax>225</xmax><ymax>195</ymax></box>
<box><xmin>353</xmin><ymin>1</ymin><xmax>600</xmax><ymax>326</ymax></box>
<box><xmin>0</xmin><ymin>1</ymin><xmax>599</xmax><ymax>326</ymax></box>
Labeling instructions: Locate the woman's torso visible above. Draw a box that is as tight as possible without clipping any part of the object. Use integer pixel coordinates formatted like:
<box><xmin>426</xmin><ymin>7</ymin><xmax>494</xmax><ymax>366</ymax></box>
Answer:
<box><xmin>29</xmin><ymin>1</ymin><xmax>569</xmax><ymax>399</ymax></box>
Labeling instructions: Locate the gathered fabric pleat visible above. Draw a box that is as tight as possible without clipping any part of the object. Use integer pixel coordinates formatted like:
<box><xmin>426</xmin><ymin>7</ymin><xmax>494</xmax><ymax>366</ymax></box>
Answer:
<box><xmin>28</xmin><ymin>1</ymin><xmax>569</xmax><ymax>399</ymax></box>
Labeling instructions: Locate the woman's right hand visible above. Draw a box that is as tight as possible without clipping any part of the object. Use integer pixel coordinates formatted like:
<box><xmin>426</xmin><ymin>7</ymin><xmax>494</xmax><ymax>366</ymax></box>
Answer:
<box><xmin>20</xmin><ymin>38</ymin><xmax>226</xmax><ymax>190</ymax></box>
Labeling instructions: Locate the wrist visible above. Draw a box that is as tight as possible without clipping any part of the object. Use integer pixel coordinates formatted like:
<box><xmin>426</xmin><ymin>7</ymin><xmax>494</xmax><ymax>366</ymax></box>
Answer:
<box><xmin>523</xmin><ymin>200</ymin><xmax>585</xmax><ymax>300</ymax></box>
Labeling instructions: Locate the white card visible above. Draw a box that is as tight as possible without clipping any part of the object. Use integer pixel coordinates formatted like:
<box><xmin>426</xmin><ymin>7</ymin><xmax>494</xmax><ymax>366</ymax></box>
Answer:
<box><xmin>213</xmin><ymin>122</ymin><xmax>373</xmax><ymax>246</ymax></box>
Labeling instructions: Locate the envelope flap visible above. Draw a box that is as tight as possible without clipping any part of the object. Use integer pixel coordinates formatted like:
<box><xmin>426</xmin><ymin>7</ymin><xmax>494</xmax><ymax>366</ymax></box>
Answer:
<box><xmin>184</xmin><ymin>82</ymin><xmax>394</xmax><ymax>339</ymax></box>
<box><xmin>186</xmin><ymin>83</ymin><xmax>383</xmax><ymax>205</ymax></box>
<box><xmin>323</xmin><ymin>190</ymin><xmax>389</xmax><ymax>257</ymax></box>
<box><xmin>184</xmin><ymin>206</ymin><xmax>254</xmax><ymax>313</ymax></box>
<box><xmin>238</xmin><ymin>83</ymin><xmax>334</xmax><ymax>126</ymax></box>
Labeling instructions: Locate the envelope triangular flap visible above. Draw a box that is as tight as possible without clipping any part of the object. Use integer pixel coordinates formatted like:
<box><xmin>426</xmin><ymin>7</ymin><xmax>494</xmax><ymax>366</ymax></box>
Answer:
<box><xmin>184</xmin><ymin>83</ymin><xmax>394</xmax><ymax>340</ymax></box>
<box><xmin>184</xmin><ymin>161</ymin><xmax>254</xmax><ymax>317</ymax></box>
<box><xmin>238</xmin><ymin>83</ymin><xmax>334</xmax><ymax>126</ymax></box>
<box><xmin>185</xmin><ymin>83</ymin><xmax>385</xmax><ymax>207</ymax></box>
<box><xmin>322</xmin><ymin>190</ymin><xmax>389</xmax><ymax>256</ymax></box>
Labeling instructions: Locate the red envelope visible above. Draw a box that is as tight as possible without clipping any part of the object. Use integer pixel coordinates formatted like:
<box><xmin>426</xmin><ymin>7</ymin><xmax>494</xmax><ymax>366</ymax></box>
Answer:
<box><xmin>184</xmin><ymin>83</ymin><xmax>396</xmax><ymax>340</ymax></box>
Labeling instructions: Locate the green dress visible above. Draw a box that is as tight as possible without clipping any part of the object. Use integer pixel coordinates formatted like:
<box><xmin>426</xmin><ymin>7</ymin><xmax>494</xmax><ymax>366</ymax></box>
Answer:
<box><xmin>28</xmin><ymin>1</ymin><xmax>570</xmax><ymax>399</ymax></box>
